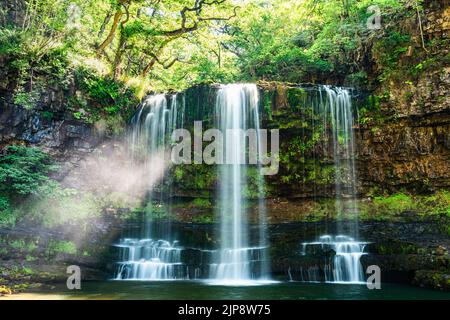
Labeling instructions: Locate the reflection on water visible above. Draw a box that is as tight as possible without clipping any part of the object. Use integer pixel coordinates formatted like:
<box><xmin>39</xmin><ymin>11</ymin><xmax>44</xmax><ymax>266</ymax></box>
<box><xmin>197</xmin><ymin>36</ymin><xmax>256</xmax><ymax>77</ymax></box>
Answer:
<box><xmin>2</xmin><ymin>281</ymin><xmax>450</xmax><ymax>300</ymax></box>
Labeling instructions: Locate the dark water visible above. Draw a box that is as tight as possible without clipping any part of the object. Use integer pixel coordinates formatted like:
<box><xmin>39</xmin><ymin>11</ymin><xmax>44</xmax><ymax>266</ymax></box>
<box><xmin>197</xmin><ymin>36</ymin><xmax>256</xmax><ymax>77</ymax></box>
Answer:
<box><xmin>22</xmin><ymin>281</ymin><xmax>450</xmax><ymax>300</ymax></box>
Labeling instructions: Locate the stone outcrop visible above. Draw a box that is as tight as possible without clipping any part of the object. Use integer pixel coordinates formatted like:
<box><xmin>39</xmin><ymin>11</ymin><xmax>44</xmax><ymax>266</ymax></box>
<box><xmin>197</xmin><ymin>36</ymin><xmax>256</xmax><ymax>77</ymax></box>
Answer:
<box><xmin>356</xmin><ymin>115</ymin><xmax>450</xmax><ymax>194</ymax></box>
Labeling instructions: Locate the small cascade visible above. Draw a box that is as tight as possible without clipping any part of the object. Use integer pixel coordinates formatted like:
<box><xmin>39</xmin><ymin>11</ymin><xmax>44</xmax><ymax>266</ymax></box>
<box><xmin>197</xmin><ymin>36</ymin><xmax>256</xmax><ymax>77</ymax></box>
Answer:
<box><xmin>115</xmin><ymin>239</ymin><xmax>189</xmax><ymax>280</ymax></box>
<box><xmin>209</xmin><ymin>246</ymin><xmax>267</xmax><ymax>281</ymax></box>
<box><xmin>298</xmin><ymin>235</ymin><xmax>367</xmax><ymax>284</ymax></box>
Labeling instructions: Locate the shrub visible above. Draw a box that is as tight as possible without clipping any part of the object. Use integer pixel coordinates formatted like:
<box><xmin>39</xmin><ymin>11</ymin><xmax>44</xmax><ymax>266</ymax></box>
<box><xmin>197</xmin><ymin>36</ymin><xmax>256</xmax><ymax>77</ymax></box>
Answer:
<box><xmin>47</xmin><ymin>240</ymin><xmax>77</xmax><ymax>255</ymax></box>
<box><xmin>73</xmin><ymin>67</ymin><xmax>138</xmax><ymax>123</ymax></box>
<box><xmin>372</xmin><ymin>193</ymin><xmax>414</xmax><ymax>215</ymax></box>
<box><xmin>0</xmin><ymin>145</ymin><xmax>58</xmax><ymax>201</ymax></box>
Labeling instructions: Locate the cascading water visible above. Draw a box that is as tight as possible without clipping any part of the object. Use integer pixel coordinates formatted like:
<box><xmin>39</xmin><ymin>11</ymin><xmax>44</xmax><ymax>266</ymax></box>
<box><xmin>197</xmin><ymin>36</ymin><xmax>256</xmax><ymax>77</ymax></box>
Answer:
<box><xmin>295</xmin><ymin>85</ymin><xmax>366</xmax><ymax>283</ymax></box>
<box><xmin>115</xmin><ymin>94</ymin><xmax>189</xmax><ymax>280</ymax></box>
<box><xmin>209</xmin><ymin>84</ymin><xmax>270</xmax><ymax>284</ymax></box>
<box><xmin>115</xmin><ymin>83</ymin><xmax>360</xmax><ymax>284</ymax></box>
<box><xmin>115</xmin><ymin>239</ymin><xmax>186</xmax><ymax>280</ymax></box>
<box><xmin>323</xmin><ymin>86</ymin><xmax>358</xmax><ymax>234</ymax></box>
<box><xmin>299</xmin><ymin>235</ymin><xmax>367</xmax><ymax>284</ymax></box>
<box><xmin>116</xmin><ymin>85</ymin><xmax>270</xmax><ymax>283</ymax></box>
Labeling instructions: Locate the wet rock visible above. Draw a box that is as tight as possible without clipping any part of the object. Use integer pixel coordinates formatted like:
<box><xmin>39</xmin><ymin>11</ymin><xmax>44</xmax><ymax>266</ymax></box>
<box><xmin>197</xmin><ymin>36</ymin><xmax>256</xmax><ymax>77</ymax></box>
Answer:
<box><xmin>66</xmin><ymin>124</ymin><xmax>86</xmax><ymax>138</ymax></box>
<box><xmin>413</xmin><ymin>270</ymin><xmax>450</xmax><ymax>291</ymax></box>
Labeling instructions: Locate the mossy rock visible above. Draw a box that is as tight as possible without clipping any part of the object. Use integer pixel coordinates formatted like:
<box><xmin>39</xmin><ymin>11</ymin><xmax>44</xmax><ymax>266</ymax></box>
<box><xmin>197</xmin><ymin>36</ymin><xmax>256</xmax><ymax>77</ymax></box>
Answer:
<box><xmin>413</xmin><ymin>270</ymin><xmax>450</xmax><ymax>291</ymax></box>
<box><xmin>366</xmin><ymin>240</ymin><xmax>420</xmax><ymax>254</ymax></box>
<box><xmin>0</xmin><ymin>285</ymin><xmax>13</xmax><ymax>295</ymax></box>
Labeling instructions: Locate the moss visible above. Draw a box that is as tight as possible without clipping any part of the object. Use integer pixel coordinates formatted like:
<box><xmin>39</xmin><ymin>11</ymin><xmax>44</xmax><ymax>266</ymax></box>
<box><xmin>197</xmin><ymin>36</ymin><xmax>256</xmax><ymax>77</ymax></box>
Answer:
<box><xmin>305</xmin><ymin>164</ymin><xmax>336</xmax><ymax>185</ymax></box>
<box><xmin>46</xmin><ymin>240</ymin><xmax>77</xmax><ymax>256</ymax></box>
<box><xmin>358</xmin><ymin>191</ymin><xmax>450</xmax><ymax>222</ymax></box>
<box><xmin>144</xmin><ymin>202</ymin><xmax>170</xmax><ymax>220</ymax></box>
<box><xmin>192</xmin><ymin>214</ymin><xmax>214</xmax><ymax>224</ymax></box>
<box><xmin>262</xmin><ymin>91</ymin><xmax>274</xmax><ymax>120</ymax></box>
<box><xmin>264</xmin><ymin>191</ymin><xmax>450</xmax><ymax>224</ymax></box>
<box><xmin>286</xmin><ymin>87</ymin><xmax>307</xmax><ymax>110</ymax></box>
<box><xmin>0</xmin><ymin>285</ymin><xmax>13</xmax><ymax>295</ymax></box>
<box><xmin>373</xmin><ymin>193</ymin><xmax>415</xmax><ymax>214</ymax></box>
<box><xmin>413</xmin><ymin>270</ymin><xmax>450</xmax><ymax>291</ymax></box>
<box><xmin>373</xmin><ymin>241</ymin><xmax>419</xmax><ymax>254</ymax></box>
<box><xmin>25</xmin><ymin>254</ymin><xmax>37</xmax><ymax>262</ymax></box>
<box><xmin>190</xmin><ymin>198</ymin><xmax>212</xmax><ymax>209</ymax></box>
<box><xmin>170</xmin><ymin>164</ymin><xmax>216</xmax><ymax>196</ymax></box>
<box><xmin>9</xmin><ymin>239</ymin><xmax>38</xmax><ymax>252</ymax></box>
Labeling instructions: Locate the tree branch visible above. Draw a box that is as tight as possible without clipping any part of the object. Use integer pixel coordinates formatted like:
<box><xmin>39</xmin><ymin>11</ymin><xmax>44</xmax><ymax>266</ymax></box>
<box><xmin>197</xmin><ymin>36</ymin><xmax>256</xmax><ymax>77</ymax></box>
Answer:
<box><xmin>160</xmin><ymin>1</ymin><xmax>237</xmax><ymax>37</ymax></box>
<box><xmin>96</xmin><ymin>0</ymin><xmax>131</xmax><ymax>55</ymax></box>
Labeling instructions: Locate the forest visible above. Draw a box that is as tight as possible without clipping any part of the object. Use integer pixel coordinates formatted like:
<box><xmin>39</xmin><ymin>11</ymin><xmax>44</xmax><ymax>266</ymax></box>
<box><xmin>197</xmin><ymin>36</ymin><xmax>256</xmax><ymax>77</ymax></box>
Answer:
<box><xmin>0</xmin><ymin>0</ymin><xmax>449</xmax><ymax>300</ymax></box>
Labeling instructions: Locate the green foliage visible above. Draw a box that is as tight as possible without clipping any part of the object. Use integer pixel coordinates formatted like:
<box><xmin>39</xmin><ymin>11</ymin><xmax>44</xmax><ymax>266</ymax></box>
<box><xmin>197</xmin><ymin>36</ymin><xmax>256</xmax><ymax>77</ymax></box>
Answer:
<box><xmin>46</xmin><ymin>240</ymin><xmax>77</xmax><ymax>256</ymax></box>
<box><xmin>0</xmin><ymin>25</ymin><xmax>72</xmax><ymax>111</ymax></box>
<box><xmin>192</xmin><ymin>214</ymin><xmax>213</xmax><ymax>224</ymax></box>
<box><xmin>9</xmin><ymin>239</ymin><xmax>37</xmax><ymax>252</ymax></box>
<box><xmin>25</xmin><ymin>187</ymin><xmax>103</xmax><ymax>227</ymax></box>
<box><xmin>191</xmin><ymin>198</ymin><xmax>212</xmax><ymax>209</ymax></box>
<box><xmin>359</xmin><ymin>191</ymin><xmax>450</xmax><ymax>221</ymax></box>
<box><xmin>0</xmin><ymin>195</ymin><xmax>9</xmax><ymax>212</ymax></box>
<box><xmin>72</xmin><ymin>67</ymin><xmax>138</xmax><ymax>123</ymax></box>
<box><xmin>373</xmin><ymin>31</ymin><xmax>411</xmax><ymax>82</ymax></box>
<box><xmin>0</xmin><ymin>145</ymin><xmax>105</xmax><ymax>227</ymax></box>
<box><xmin>358</xmin><ymin>94</ymin><xmax>385</xmax><ymax>125</ymax></box>
<box><xmin>0</xmin><ymin>145</ymin><xmax>58</xmax><ymax>200</ymax></box>
<box><xmin>13</xmin><ymin>88</ymin><xmax>41</xmax><ymax>110</ymax></box>
<box><xmin>40</xmin><ymin>111</ymin><xmax>54</xmax><ymax>120</ymax></box>
<box><xmin>172</xmin><ymin>164</ymin><xmax>216</xmax><ymax>195</ymax></box>
<box><xmin>0</xmin><ymin>0</ymin><xmax>422</xmax><ymax>100</ymax></box>
<box><xmin>220</xmin><ymin>0</ymin><xmax>406</xmax><ymax>84</ymax></box>
<box><xmin>242</xmin><ymin>167</ymin><xmax>266</xmax><ymax>199</ymax></box>
<box><xmin>372</xmin><ymin>193</ymin><xmax>415</xmax><ymax>215</ymax></box>
<box><xmin>0</xmin><ymin>208</ymin><xmax>16</xmax><ymax>226</ymax></box>
<box><xmin>144</xmin><ymin>202</ymin><xmax>169</xmax><ymax>220</ymax></box>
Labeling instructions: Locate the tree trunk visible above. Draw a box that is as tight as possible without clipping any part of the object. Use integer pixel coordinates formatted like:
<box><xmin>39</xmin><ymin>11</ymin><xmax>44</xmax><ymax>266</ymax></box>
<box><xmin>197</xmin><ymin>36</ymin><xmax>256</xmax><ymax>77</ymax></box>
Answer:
<box><xmin>97</xmin><ymin>9</ymin><xmax>124</xmax><ymax>55</ymax></box>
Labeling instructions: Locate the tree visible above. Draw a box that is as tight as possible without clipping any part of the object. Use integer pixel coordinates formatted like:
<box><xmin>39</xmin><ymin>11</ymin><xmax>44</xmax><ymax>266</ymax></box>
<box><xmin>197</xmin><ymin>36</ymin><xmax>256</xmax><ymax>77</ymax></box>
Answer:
<box><xmin>95</xmin><ymin>0</ymin><xmax>238</xmax><ymax>79</ymax></box>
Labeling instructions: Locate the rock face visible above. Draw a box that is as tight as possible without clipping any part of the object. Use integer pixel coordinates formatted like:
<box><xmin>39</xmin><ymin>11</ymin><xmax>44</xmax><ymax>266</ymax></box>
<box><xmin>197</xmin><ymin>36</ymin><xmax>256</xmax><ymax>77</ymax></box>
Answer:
<box><xmin>0</xmin><ymin>97</ymin><xmax>105</xmax><ymax>184</ymax></box>
<box><xmin>0</xmin><ymin>104</ymin><xmax>100</xmax><ymax>152</ymax></box>
<box><xmin>157</xmin><ymin>80</ymin><xmax>449</xmax><ymax>200</ymax></box>
<box><xmin>0</xmin><ymin>0</ymin><xmax>26</xmax><ymax>27</ymax></box>
<box><xmin>356</xmin><ymin>116</ymin><xmax>450</xmax><ymax>194</ymax></box>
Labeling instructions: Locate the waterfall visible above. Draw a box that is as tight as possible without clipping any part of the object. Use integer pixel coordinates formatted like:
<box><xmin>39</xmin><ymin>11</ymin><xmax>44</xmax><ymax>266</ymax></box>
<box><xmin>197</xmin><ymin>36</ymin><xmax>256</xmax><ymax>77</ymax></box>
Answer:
<box><xmin>116</xmin><ymin>85</ymin><xmax>270</xmax><ymax>283</ymax></box>
<box><xmin>294</xmin><ymin>85</ymin><xmax>366</xmax><ymax>283</ymax></box>
<box><xmin>209</xmin><ymin>84</ymin><xmax>270</xmax><ymax>284</ymax></box>
<box><xmin>115</xmin><ymin>239</ymin><xmax>187</xmax><ymax>280</ymax></box>
<box><xmin>300</xmin><ymin>235</ymin><xmax>367</xmax><ymax>284</ymax></box>
<box><xmin>323</xmin><ymin>86</ymin><xmax>358</xmax><ymax>235</ymax></box>
<box><xmin>115</xmin><ymin>94</ymin><xmax>189</xmax><ymax>280</ymax></box>
<box><xmin>115</xmin><ymin>83</ymin><xmax>361</xmax><ymax>284</ymax></box>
